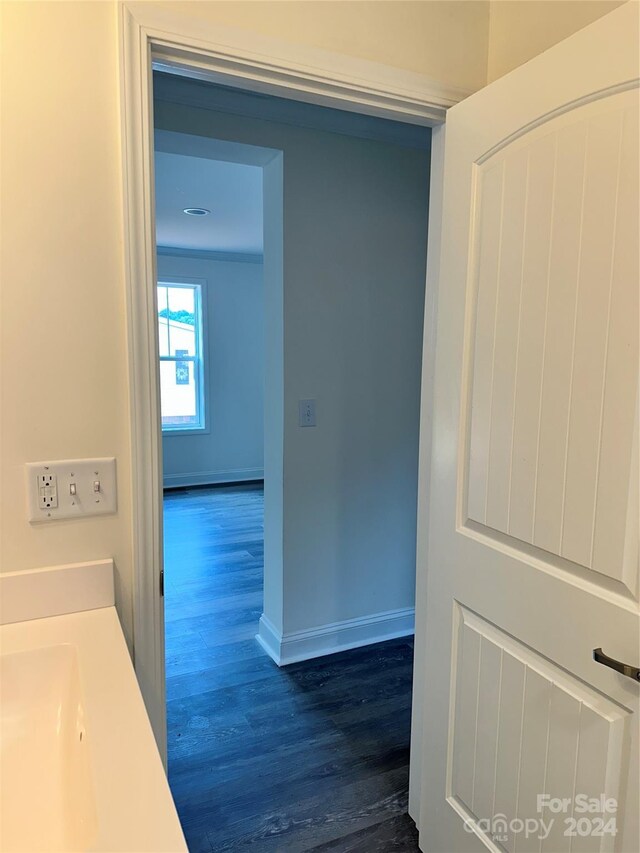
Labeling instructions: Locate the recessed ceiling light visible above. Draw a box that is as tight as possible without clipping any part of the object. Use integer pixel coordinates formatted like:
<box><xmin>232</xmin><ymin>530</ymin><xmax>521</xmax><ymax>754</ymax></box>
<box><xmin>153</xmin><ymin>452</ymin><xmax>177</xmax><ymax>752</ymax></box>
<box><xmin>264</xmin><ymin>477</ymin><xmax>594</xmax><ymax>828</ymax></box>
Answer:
<box><xmin>183</xmin><ymin>207</ymin><xmax>211</xmax><ymax>216</ymax></box>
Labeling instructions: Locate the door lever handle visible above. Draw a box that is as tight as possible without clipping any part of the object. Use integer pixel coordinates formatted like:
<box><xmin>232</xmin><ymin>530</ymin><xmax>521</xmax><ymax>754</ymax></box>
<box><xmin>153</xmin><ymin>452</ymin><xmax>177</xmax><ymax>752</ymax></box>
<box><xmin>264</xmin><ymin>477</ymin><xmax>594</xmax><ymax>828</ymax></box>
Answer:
<box><xmin>593</xmin><ymin>648</ymin><xmax>640</xmax><ymax>681</ymax></box>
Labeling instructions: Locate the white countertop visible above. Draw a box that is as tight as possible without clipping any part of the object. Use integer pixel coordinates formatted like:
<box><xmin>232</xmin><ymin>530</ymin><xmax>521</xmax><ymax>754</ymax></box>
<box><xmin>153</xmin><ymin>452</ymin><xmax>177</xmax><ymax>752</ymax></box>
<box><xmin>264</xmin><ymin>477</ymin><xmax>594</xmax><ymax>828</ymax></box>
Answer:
<box><xmin>0</xmin><ymin>564</ymin><xmax>187</xmax><ymax>853</ymax></box>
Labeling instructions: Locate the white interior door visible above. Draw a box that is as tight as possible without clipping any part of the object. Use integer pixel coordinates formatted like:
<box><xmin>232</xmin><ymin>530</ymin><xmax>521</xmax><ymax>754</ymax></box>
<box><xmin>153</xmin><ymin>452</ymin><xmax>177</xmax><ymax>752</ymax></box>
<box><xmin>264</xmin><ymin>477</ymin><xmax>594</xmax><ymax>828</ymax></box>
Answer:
<box><xmin>415</xmin><ymin>5</ymin><xmax>639</xmax><ymax>852</ymax></box>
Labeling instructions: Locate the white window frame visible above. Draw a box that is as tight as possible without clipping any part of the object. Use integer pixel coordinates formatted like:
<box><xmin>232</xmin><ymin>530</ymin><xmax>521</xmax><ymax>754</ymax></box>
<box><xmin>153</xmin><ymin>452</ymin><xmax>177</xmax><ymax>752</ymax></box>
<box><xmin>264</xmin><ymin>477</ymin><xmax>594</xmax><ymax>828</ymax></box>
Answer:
<box><xmin>157</xmin><ymin>277</ymin><xmax>209</xmax><ymax>436</ymax></box>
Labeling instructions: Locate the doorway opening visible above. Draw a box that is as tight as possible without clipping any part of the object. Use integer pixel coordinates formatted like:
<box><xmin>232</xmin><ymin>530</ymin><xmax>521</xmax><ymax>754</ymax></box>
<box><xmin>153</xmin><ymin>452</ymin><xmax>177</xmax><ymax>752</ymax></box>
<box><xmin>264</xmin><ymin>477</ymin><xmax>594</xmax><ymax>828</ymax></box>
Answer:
<box><xmin>153</xmin><ymin>70</ymin><xmax>430</xmax><ymax>850</ymax></box>
<box><xmin>154</xmin><ymin>127</ymin><xmax>282</xmax><ymax>674</ymax></box>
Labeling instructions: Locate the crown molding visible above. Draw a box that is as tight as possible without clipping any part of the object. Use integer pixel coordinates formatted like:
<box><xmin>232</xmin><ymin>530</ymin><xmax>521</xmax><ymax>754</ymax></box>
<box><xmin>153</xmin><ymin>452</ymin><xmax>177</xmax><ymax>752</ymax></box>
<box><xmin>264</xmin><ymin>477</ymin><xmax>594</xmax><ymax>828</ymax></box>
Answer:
<box><xmin>157</xmin><ymin>245</ymin><xmax>263</xmax><ymax>265</ymax></box>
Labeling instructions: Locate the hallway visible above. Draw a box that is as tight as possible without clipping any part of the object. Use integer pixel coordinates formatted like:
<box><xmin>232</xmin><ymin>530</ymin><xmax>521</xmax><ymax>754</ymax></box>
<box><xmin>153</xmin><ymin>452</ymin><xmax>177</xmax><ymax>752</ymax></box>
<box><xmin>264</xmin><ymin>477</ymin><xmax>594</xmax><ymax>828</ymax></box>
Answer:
<box><xmin>164</xmin><ymin>484</ymin><xmax>418</xmax><ymax>852</ymax></box>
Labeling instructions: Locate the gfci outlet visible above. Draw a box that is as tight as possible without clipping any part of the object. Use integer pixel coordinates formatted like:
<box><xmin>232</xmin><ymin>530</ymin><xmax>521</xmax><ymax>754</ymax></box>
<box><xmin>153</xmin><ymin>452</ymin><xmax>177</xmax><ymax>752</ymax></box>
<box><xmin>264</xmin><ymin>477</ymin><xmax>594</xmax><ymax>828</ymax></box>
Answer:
<box><xmin>26</xmin><ymin>458</ymin><xmax>117</xmax><ymax>522</ymax></box>
<box><xmin>38</xmin><ymin>473</ymin><xmax>58</xmax><ymax>509</ymax></box>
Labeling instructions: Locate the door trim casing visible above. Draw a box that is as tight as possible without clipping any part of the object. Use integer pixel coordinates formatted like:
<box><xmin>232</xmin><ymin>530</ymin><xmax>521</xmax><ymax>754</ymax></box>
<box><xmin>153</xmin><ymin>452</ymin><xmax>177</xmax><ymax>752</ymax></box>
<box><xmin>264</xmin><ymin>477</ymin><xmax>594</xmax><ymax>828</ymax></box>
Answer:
<box><xmin>118</xmin><ymin>0</ymin><xmax>459</xmax><ymax>772</ymax></box>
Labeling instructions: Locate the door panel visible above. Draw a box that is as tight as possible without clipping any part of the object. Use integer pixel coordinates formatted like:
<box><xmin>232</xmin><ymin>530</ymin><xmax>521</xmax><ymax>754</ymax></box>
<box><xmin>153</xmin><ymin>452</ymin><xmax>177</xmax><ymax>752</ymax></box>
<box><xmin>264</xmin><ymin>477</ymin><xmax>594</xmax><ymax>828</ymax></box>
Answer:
<box><xmin>449</xmin><ymin>606</ymin><xmax>629</xmax><ymax>853</ymax></box>
<box><xmin>465</xmin><ymin>89</ymin><xmax>639</xmax><ymax>597</ymax></box>
<box><xmin>412</xmin><ymin>5</ymin><xmax>639</xmax><ymax>852</ymax></box>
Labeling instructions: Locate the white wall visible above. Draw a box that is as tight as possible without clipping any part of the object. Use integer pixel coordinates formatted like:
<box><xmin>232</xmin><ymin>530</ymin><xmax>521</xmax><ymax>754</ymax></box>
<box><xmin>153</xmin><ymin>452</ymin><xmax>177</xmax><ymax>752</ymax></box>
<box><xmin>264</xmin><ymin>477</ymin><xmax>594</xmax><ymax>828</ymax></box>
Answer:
<box><xmin>154</xmin><ymin>81</ymin><xmax>431</xmax><ymax>640</ymax></box>
<box><xmin>157</xmin><ymin>252</ymin><xmax>265</xmax><ymax>487</ymax></box>
<box><xmin>0</xmin><ymin>1</ymin><xmax>135</xmax><ymax>645</ymax></box>
<box><xmin>156</xmin><ymin>0</ymin><xmax>491</xmax><ymax>93</ymax></box>
<box><xmin>487</xmin><ymin>0</ymin><xmax>625</xmax><ymax>82</ymax></box>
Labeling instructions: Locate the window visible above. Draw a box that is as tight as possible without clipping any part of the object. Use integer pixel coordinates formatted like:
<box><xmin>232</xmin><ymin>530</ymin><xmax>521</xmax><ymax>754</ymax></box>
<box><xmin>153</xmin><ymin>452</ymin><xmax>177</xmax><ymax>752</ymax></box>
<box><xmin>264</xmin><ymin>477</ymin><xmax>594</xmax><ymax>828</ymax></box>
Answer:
<box><xmin>157</xmin><ymin>282</ymin><xmax>205</xmax><ymax>432</ymax></box>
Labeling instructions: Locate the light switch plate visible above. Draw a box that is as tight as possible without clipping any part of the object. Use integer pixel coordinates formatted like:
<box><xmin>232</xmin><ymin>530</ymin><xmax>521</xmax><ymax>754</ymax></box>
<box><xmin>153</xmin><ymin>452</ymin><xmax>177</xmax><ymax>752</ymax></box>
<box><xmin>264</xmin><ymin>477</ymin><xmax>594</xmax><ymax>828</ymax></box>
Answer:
<box><xmin>298</xmin><ymin>399</ymin><xmax>317</xmax><ymax>427</ymax></box>
<box><xmin>26</xmin><ymin>458</ymin><xmax>117</xmax><ymax>522</ymax></box>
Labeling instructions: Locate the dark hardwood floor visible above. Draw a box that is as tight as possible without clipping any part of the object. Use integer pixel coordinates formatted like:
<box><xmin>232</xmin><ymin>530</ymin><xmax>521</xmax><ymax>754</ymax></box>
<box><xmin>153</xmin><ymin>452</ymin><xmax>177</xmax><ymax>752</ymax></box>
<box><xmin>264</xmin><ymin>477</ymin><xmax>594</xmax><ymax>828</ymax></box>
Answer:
<box><xmin>164</xmin><ymin>483</ymin><xmax>419</xmax><ymax>852</ymax></box>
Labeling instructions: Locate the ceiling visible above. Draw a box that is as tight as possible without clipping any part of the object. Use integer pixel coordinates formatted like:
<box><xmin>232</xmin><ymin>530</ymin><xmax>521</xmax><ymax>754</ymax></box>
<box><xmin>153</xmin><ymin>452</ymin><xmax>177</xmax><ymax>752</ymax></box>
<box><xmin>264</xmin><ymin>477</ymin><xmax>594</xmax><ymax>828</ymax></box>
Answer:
<box><xmin>154</xmin><ymin>151</ymin><xmax>263</xmax><ymax>255</ymax></box>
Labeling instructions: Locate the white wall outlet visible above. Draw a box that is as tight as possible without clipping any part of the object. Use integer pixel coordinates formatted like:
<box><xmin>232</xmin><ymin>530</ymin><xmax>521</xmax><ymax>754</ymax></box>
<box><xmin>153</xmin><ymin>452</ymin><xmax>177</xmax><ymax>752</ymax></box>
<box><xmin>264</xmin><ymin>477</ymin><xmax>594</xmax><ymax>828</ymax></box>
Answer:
<box><xmin>26</xmin><ymin>458</ymin><xmax>117</xmax><ymax>522</ymax></box>
<box><xmin>38</xmin><ymin>472</ymin><xmax>58</xmax><ymax>509</ymax></box>
<box><xmin>298</xmin><ymin>399</ymin><xmax>317</xmax><ymax>427</ymax></box>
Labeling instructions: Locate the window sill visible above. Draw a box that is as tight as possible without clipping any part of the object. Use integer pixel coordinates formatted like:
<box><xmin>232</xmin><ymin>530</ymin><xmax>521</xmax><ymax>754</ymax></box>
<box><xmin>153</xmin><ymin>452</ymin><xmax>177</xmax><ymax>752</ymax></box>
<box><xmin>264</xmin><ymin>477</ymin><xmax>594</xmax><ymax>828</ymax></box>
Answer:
<box><xmin>161</xmin><ymin>426</ymin><xmax>210</xmax><ymax>437</ymax></box>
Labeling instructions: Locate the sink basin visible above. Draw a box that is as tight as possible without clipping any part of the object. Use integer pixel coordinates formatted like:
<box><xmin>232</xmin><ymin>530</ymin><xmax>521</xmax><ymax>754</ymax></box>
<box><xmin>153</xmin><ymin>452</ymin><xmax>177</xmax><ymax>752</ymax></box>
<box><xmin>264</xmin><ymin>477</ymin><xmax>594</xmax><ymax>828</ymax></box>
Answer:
<box><xmin>0</xmin><ymin>644</ymin><xmax>97</xmax><ymax>852</ymax></box>
<box><xmin>0</xmin><ymin>562</ymin><xmax>185</xmax><ymax>852</ymax></box>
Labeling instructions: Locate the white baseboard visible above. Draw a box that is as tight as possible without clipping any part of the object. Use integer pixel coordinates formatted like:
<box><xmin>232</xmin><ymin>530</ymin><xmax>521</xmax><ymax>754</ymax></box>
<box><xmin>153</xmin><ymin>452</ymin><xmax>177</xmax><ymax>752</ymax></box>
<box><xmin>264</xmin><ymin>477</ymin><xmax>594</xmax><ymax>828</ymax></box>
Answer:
<box><xmin>256</xmin><ymin>614</ymin><xmax>283</xmax><ymax>663</ymax></box>
<box><xmin>256</xmin><ymin>607</ymin><xmax>415</xmax><ymax>666</ymax></box>
<box><xmin>163</xmin><ymin>468</ymin><xmax>264</xmax><ymax>488</ymax></box>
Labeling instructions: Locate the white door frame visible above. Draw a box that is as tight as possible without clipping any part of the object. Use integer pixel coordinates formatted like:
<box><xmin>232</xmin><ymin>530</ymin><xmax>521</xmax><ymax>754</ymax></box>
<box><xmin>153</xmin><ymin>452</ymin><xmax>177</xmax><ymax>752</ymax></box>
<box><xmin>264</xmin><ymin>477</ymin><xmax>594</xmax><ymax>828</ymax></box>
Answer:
<box><xmin>118</xmin><ymin>0</ymin><xmax>467</xmax><ymax>768</ymax></box>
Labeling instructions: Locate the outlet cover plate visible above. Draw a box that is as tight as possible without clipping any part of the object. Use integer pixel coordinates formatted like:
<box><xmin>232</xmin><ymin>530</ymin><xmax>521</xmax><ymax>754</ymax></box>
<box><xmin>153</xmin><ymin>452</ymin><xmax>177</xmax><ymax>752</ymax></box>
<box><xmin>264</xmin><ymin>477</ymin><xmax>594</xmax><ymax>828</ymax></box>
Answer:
<box><xmin>26</xmin><ymin>458</ymin><xmax>117</xmax><ymax>523</ymax></box>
